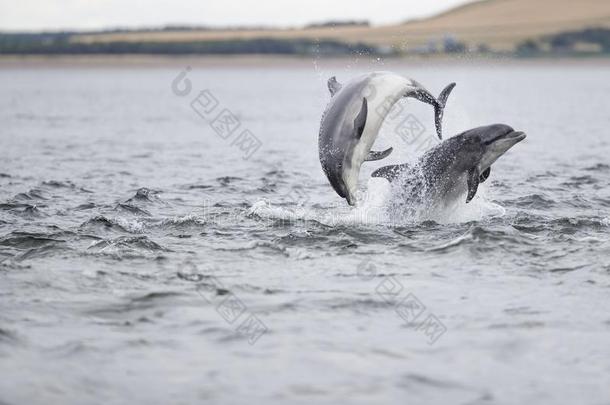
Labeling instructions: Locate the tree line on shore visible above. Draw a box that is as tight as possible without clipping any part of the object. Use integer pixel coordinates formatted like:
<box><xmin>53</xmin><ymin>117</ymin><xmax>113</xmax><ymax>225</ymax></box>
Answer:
<box><xmin>0</xmin><ymin>28</ymin><xmax>608</xmax><ymax>56</ymax></box>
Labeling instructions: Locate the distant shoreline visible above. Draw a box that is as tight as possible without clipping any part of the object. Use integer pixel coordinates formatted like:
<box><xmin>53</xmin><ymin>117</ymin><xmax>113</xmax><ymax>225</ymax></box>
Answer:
<box><xmin>1</xmin><ymin>54</ymin><xmax>609</xmax><ymax>69</ymax></box>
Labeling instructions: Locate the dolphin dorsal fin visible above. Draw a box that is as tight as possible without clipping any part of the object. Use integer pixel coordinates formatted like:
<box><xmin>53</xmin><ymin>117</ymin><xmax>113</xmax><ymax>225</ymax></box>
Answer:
<box><xmin>371</xmin><ymin>164</ymin><xmax>406</xmax><ymax>182</ymax></box>
<box><xmin>365</xmin><ymin>147</ymin><xmax>393</xmax><ymax>161</ymax></box>
<box><xmin>353</xmin><ymin>98</ymin><xmax>368</xmax><ymax>138</ymax></box>
<box><xmin>466</xmin><ymin>167</ymin><xmax>480</xmax><ymax>203</ymax></box>
<box><xmin>328</xmin><ymin>76</ymin><xmax>342</xmax><ymax>96</ymax></box>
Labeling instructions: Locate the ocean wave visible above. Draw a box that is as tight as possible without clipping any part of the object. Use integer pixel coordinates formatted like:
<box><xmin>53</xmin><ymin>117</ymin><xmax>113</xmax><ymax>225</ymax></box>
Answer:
<box><xmin>0</xmin><ymin>231</ymin><xmax>67</xmax><ymax>250</ymax></box>
<box><xmin>263</xmin><ymin>169</ymin><xmax>290</xmax><ymax>181</ymax></box>
<box><xmin>42</xmin><ymin>180</ymin><xmax>73</xmax><ymax>188</ymax></box>
<box><xmin>593</xmin><ymin>197</ymin><xmax>610</xmax><ymax>208</ymax></box>
<box><xmin>130</xmin><ymin>291</ymin><xmax>185</xmax><ymax>303</ymax></box>
<box><xmin>0</xmin><ymin>203</ymin><xmax>45</xmax><ymax>218</ymax></box>
<box><xmin>185</xmin><ymin>184</ymin><xmax>213</xmax><ymax>190</ymax></box>
<box><xmin>317</xmin><ymin>297</ymin><xmax>397</xmax><ymax>311</ymax></box>
<box><xmin>80</xmin><ymin>215</ymin><xmax>146</xmax><ymax>234</ymax></box>
<box><xmin>41</xmin><ymin>180</ymin><xmax>93</xmax><ymax>194</ymax></box>
<box><xmin>508</xmin><ymin>193</ymin><xmax>556</xmax><ymax>209</ymax></box>
<box><xmin>80</xmin><ymin>213</ymin><xmax>209</xmax><ymax>238</ymax></box>
<box><xmin>550</xmin><ymin>217</ymin><xmax>610</xmax><ymax>231</ymax></box>
<box><xmin>114</xmin><ymin>203</ymin><xmax>152</xmax><ymax>217</ymax></box>
<box><xmin>563</xmin><ymin>175</ymin><xmax>598</xmax><ymax>186</ymax></box>
<box><xmin>177</xmin><ymin>271</ymin><xmax>213</xmax><ymax>282</ymax></box>
<box><xmin>423</xmin><ymin>225</ymin><xmax>536</xmax><ymax>253</ymax></box>
<box><xmin>75</xmin><ymin>202</ymin><xmax>96</xmax><ymax>210</ymax></box>
<box><xmin>124</xmin><ymin>188</ymin><xmax>162</xmax><ymax>204</ymax></box>
<box><xmin>584</xmin><ymin>163</ymin><xmax>610</xmax><ymax>172</ymax></box>
<box><xmin>425</xmin><ymin>231</ymin><xmax>474</xmax><ymax>252</ymax></box>
<box><xmin>215</xmin><ymin>240</ymin><xmax>291</xmax><ymax>256</ymax></box>
<box><xmin>13</xmin><ymin>189</ymin><xmax>48</xmax><ymax>201</ymax></box>
<box><xmin>158</xmin><ymin>214</ymin><xmax>206</xmax><ymax>228</ymax></box>
<box><xmin>248</xmin><ymin>201</ymin><xmax>322</xmax><ymax>224</ymax></box>
<box><xmin>216</xmin><ymin>176</ymin><xmax>243</xmax><ymax>187</ymax></box>
<box><xmin>87</xmin><ymin>236</ymin><xmax>168</xmax><ymax>257</ymax></box>
<box><xmin>14</xmin><ymin>244</ymin><xmax>73</xmax><ymax>262</ymax></box>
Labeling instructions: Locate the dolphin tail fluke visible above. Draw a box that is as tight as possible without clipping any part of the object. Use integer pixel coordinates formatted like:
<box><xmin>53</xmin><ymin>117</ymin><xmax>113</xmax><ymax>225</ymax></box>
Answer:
<box><xmin>437</xmin><ymin>82</ymin><xmax>456</xmax><ymax>107</ymax></box>
<box><xmin>433</xmin><ymin>82</ymin><xmax>456</xmax><ymax>140</ymax></box>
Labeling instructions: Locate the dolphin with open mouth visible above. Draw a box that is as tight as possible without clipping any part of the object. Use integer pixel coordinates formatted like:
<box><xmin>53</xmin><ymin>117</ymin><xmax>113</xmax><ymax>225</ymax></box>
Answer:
<box><xmin>372</xmin><ymin>124</ymin><xmax>527</xmax><ymax>206</ymax></box>
<box><xmin>318</xmin><ymin>71</ymin><xmax>455</xmax><ymax>205</ymax></box>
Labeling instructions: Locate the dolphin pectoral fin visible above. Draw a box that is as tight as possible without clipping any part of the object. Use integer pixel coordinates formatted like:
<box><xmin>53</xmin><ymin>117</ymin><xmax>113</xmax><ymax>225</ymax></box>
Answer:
<box><xmin>365</xmin><ymin>147</ymin><xmax>393</xmax><ymax>161</ymax></box>
<box><xmin>479</xmin><ymin>167</ymin><xmax>491</xmax><ymax>183</ymax></box>
<box><xmin>328</xmin><ymin>76</ymin><xmax>342</xmax><ymax>96</ymax></box>
<box><xmin>371</xmin><ymin>164</ymin><xmax>404</xmax><ymax>182</ymax></box>
<box><xmin>354</xmin><ymin>98</ymin><xmax>368</xmax><ymax>139</ymax></box>
<box><xmin>466</xmin><ymin>167</ymin><xmax>480</xmax><ymax>203</ymax></box>
<box><xmin>432</xmin><ymin>82</ymin><xmax>456</xmax><ymax>140</ymax></box>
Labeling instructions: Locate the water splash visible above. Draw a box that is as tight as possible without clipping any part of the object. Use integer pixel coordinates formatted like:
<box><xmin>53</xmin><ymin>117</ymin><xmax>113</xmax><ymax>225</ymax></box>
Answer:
<box><xmin>249</xmin><ymin>173</ymin><xmax>505</xmax><ymax>228</ymax></box>
<box><xmin>362</xmin><ymin>175</ymin><xmax>505</xmax><ymax>225</ymax></box>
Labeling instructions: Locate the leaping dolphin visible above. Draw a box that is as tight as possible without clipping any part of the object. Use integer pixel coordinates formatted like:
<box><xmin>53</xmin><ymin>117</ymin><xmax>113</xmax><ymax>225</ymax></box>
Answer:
<box><xmin>318</xmin><ymin>71</ymin><xmax>455</xmax><ymax>205</ymax></box>
<box><xmin>372</xmin><ymin>124</ymin><xmax>526</xmax><ymax>206</ymax></box>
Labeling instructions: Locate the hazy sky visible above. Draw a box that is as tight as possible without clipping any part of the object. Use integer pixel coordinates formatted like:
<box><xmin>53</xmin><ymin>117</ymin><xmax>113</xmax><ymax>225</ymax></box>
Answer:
<box><xmin>0</xmin><ymin>0</ymin><xmax>472</xmax><ymax>31</ymax></box>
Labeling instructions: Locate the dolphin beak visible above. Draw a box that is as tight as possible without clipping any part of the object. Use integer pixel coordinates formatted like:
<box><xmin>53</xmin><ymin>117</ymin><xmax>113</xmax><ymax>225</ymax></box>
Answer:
<box><xmin>507</xmin><ymin>131</ymin><xmax>526</xmax><ymax>142</ymax></box>
<box><xmin>479</xmin><ymin>128</ymin><xmax>526</xmax><ymax>170</ymax></box>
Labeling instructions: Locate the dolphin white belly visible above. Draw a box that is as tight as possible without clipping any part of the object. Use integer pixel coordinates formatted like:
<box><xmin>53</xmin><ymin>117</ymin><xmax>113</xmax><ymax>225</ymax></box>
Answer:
<box><xmin>343</xmin><ymin>72</ymin><xmax>419</xmax><ymax>202</ymax></box>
